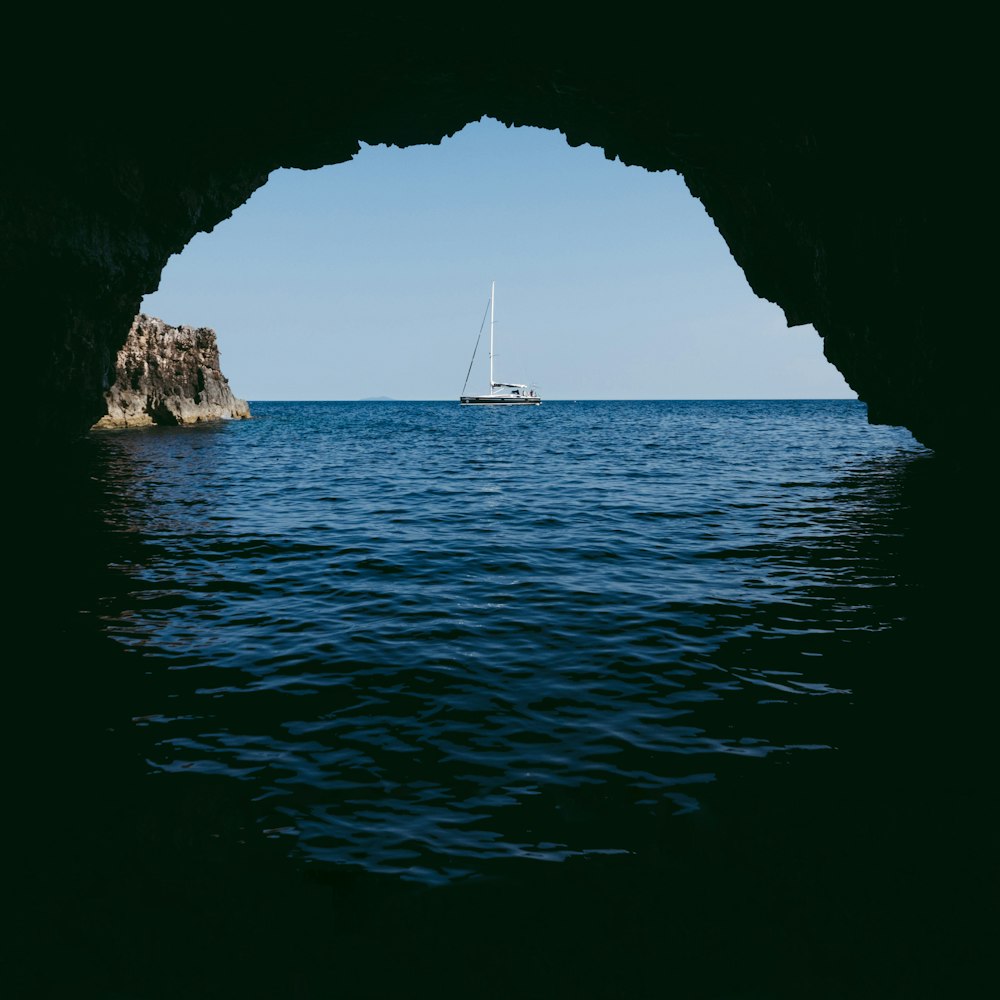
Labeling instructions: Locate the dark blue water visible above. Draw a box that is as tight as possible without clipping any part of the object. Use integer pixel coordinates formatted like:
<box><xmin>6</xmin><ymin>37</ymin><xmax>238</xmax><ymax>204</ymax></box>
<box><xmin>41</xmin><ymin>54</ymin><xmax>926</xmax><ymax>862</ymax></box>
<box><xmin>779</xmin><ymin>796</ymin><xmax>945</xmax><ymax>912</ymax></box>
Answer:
<box><xmin>14</xmin><ymin>399</ymin><xmax>996</xmax><ymax>997</ymax></box>
<box><xmin>86</xmin><ymin>401</ymin><xmax>921</xmax><ymax>883</ymax></box>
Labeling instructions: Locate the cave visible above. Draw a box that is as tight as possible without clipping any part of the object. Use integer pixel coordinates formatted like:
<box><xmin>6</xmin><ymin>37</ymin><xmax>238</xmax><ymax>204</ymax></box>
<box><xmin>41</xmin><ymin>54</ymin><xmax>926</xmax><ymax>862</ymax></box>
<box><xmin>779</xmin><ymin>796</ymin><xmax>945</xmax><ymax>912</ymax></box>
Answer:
<box><xmin>3</xmin><ymin>30</ymin><xmax>982</xmax><ymax>456</ymax></box>
<box><xmin>4</xmin><ymin>25</ymin><xmax>991</xmax><ymax>997</ymax></box>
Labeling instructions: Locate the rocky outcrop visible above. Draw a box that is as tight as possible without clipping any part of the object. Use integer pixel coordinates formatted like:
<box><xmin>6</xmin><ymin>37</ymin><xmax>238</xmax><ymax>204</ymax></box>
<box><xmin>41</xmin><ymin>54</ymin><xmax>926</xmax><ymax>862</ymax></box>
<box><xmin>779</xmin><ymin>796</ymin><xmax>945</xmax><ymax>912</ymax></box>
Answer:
<box><xmin>93</xmin><ymin>315</ymin><xmax>249</xmax><ymax>429</ymax></box>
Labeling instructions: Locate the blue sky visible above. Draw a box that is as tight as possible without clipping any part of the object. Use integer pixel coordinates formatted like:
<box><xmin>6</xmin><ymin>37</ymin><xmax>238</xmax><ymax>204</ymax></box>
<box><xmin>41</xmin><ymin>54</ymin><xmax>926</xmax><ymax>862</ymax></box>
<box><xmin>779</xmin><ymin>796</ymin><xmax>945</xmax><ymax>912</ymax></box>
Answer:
<box><xmin>141</xmin><ymin>118</ymin><xmax>854</xmax><ymax>401</ymax></box>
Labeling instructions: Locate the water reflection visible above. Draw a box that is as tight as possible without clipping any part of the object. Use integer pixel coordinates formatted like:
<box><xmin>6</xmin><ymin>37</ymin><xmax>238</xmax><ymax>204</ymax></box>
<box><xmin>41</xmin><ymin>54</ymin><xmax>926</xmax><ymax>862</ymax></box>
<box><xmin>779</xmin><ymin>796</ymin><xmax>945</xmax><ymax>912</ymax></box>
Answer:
<box><xmin>10</xmin><ymin>405</ymin><xmax>990</xmax><ymax>998</ymax></box>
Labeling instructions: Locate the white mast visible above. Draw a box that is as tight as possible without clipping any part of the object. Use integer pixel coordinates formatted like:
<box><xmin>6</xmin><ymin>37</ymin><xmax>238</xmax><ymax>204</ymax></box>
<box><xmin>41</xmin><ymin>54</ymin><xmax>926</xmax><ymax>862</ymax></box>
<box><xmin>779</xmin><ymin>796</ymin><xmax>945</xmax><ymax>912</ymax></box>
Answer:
<box><xmin>489</xmin><ymin>280</ymin><xmax>495</xmax><ymax>395</ymax></box>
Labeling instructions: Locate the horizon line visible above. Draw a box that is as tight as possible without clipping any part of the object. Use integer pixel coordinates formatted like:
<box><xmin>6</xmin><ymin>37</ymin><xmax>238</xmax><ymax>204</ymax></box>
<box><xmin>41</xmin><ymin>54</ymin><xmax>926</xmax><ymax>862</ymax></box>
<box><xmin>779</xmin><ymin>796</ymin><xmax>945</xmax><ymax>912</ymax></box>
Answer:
<box><xmin>245</xmin><ymin>396</ymin><xmax>862</xmax><ymax>403</ymax></box>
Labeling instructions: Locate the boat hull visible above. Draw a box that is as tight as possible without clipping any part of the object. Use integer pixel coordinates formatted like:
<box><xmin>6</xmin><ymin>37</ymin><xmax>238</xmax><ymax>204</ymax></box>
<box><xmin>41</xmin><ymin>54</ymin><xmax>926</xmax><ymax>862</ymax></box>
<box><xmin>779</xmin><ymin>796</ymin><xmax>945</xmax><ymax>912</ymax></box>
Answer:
<box><xmin>460</xmin><ymin>395</ymin><xmax>541</xmax><ymax>405</ymax></box>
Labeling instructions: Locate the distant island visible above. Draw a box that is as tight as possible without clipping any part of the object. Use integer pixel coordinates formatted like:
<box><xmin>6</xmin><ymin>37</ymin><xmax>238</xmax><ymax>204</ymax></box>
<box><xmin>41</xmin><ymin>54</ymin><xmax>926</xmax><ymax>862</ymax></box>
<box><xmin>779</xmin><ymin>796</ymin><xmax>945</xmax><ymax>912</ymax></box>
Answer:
<box><xmin>93</xmin><ymin>315</ymin><xmax>250</xmax><ymax>429</ymax></box>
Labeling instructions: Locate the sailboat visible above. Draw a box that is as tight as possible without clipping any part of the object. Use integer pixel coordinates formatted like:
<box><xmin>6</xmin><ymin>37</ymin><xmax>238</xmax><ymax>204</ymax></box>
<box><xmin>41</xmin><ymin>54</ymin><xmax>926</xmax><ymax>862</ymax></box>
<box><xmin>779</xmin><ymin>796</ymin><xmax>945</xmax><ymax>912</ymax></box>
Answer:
<box><xmin>460</xmin><ymin>281</ymin><xmax>541</xmax><ymax>405</ymax></box>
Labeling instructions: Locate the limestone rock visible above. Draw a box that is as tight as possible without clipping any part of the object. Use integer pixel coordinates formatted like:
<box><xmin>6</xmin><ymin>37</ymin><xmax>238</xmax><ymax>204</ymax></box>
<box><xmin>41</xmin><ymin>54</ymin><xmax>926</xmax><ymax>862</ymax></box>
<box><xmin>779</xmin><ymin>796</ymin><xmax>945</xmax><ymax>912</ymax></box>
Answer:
<box><xmin>93</xmin><ymin>315</ymin><xmax>250</xmax><ymax>429</ymax></box>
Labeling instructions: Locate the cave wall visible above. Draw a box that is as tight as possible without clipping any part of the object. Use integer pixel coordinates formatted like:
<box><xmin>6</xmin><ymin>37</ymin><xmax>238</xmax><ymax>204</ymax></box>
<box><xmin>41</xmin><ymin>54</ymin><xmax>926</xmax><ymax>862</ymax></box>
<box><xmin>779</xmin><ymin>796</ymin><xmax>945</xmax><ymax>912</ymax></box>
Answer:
<box><xmin>1</xmin><ymin>28</ymin><xmax>981</xmax><ymax>455</ymax></box>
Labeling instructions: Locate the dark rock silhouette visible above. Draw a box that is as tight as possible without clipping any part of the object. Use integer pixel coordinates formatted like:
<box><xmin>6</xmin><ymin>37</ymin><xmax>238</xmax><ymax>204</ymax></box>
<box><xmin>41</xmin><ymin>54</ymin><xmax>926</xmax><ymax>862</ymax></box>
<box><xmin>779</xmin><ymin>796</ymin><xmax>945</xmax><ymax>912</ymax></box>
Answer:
<box><xmin>1</xmin><ymin>21</ymin><xmax>985</xmax><ymax>455</ymax></box>
<box><xmin>93</xmin><ymin>314</ymin><xmax>249</xmax><ymax>428</ymax></box>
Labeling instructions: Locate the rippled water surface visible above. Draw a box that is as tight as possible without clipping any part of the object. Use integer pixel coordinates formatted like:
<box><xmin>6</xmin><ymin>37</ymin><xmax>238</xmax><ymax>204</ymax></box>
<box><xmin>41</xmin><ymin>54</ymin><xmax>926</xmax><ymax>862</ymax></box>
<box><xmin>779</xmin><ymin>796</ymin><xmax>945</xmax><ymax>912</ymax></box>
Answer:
<box><xmin>79</xmin><ymin>400</ymin><xmax>929</xmax><ymax>885</ymax></box>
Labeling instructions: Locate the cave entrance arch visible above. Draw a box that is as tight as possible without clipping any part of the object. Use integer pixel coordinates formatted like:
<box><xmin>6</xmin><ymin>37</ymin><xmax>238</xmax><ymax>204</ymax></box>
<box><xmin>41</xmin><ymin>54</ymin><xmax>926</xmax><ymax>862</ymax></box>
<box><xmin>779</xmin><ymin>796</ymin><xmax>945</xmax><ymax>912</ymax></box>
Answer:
<box><xmin>137</xmin><ymin>119</ymin><xmax>853</xmax><ymax>407</ymax></box>
<box><xmin>8</xmin><ymin>51</ymin><xmax>965</xmax><ymax>451</ymax></box>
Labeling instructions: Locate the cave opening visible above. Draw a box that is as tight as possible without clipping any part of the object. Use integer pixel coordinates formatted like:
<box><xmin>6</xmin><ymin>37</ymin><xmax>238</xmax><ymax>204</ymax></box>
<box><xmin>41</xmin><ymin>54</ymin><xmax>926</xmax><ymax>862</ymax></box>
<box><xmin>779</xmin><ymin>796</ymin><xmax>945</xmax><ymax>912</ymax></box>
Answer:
<box><xmin>138</xmin><ymin>118</ymin><xmax>853</xmax><ymax>405</ymax></box>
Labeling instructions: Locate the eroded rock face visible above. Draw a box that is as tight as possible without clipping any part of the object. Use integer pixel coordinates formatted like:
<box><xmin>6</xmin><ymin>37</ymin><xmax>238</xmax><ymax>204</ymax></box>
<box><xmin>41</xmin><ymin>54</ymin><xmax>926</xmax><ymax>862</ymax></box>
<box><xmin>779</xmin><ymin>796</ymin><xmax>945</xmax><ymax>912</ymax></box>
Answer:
<box><xmin>93</xmin><ymin>315</ymin><xmax>249</xmax><ymax>429</ymax></box>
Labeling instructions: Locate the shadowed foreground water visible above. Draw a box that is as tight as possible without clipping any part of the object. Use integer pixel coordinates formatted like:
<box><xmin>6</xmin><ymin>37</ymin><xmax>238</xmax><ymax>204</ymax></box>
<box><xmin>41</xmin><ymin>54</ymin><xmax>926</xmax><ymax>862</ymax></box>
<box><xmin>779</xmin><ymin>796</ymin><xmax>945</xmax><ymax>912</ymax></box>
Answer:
<box><xmin>9</xmin><ymin>401</ymin><xmax>995</xmax><ymax>998</ymax></box>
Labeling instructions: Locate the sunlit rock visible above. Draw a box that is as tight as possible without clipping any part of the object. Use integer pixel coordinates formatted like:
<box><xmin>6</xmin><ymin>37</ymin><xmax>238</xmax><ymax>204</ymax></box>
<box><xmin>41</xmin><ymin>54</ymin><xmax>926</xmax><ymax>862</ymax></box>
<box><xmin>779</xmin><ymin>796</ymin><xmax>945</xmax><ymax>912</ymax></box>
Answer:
<box><xmin>93</xmin><ymin>314</ymin><xmax>250</xmax><ymax>429</ymax></box>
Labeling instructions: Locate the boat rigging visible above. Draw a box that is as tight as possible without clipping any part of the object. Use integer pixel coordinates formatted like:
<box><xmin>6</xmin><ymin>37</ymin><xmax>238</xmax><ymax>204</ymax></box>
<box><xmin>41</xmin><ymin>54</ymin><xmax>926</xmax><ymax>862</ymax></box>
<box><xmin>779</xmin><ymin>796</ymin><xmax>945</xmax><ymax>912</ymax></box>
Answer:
<box><xmin>460</xmin><ymin>282</ymin><xmax>541</xmax><ymax>406</ymax></box>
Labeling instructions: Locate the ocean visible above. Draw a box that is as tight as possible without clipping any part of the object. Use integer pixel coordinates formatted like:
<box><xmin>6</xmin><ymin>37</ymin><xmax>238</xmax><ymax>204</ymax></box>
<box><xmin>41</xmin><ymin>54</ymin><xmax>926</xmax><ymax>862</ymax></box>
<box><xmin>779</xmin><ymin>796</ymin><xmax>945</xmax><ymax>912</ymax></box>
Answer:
<box><xmin>11</xmin><ymin>400</ymin><xmax>992</xmax><ymax>998</ymax></box>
